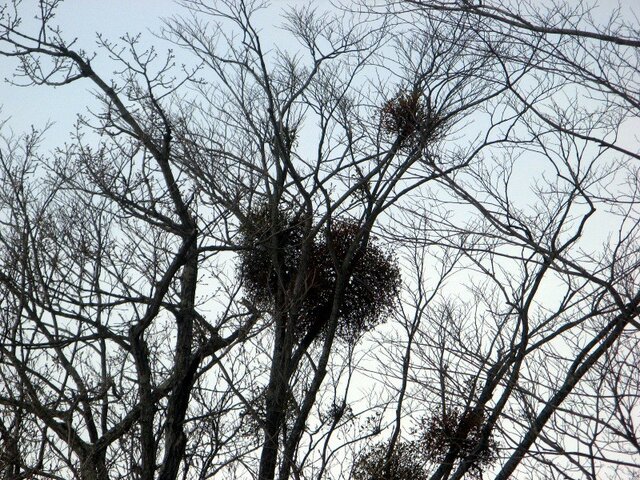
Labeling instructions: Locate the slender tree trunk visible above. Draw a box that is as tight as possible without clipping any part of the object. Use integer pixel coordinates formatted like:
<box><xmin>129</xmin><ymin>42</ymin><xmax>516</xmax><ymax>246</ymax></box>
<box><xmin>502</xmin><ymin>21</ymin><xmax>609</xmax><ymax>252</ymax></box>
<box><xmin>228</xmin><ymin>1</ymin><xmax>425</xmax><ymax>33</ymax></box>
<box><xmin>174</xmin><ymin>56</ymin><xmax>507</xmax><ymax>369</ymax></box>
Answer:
<box><xmin>132</xmin><ymin>335</ymin><xmax>155</xmax><ymax>480</ymax></box>
<box><xmin>494</xmin><ymin>306</ymin><xmax>638</xmax><ymax>480</ymax></box>
<box><xmin>258</xmin><ymin>314</ymin><xmax>294</xmax><ymax>480</ymax></box>
<box><xmin>158</xmin><ymin>240</ymin><xmax>199</xmax><ymax>480</ymax></box>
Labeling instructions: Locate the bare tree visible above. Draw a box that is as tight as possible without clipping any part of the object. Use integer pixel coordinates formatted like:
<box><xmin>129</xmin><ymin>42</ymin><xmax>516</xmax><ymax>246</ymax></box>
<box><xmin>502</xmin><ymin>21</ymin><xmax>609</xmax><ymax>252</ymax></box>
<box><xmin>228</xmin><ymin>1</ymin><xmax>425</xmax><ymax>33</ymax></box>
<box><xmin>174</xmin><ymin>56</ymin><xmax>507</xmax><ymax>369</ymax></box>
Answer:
<box><xmin>0</xmin><ymin>0</ymin><xmax>638</xmax><ymax>479</ymax></box>
<box><xmin>349</xmin><ymin>1</ymin><xmax>640</xmax><ymax>479</ymax></box>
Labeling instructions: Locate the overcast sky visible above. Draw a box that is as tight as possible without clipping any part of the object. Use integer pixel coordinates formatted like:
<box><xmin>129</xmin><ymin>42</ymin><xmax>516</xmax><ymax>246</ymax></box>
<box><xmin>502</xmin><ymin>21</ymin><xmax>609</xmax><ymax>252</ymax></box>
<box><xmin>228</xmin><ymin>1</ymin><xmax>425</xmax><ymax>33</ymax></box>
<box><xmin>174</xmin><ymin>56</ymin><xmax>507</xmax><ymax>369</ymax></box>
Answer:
<box><xmin>0</xmin><ymin>0</ymin><xmax>289</xmax><ymax>141</ymax></box>
<box><xmin>0</xmin><ymin>0</ymin><xmax>637</xmax><ymax>146</ymax></box>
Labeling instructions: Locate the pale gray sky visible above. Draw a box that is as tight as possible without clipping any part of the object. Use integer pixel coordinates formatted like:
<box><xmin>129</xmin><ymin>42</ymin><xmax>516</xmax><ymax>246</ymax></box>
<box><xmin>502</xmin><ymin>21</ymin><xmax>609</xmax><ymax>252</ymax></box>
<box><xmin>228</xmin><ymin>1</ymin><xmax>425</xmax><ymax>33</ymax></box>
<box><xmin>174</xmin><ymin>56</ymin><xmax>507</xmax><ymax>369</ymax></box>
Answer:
<box><xmin>0</xmin><ymin>0</ymin><xmax>637</xmax><ymax>144</ymax></box>
<box><xmin>0</xmin><ymin>1</ymin><xmax>178</xmax><ymax>140</ymax></box>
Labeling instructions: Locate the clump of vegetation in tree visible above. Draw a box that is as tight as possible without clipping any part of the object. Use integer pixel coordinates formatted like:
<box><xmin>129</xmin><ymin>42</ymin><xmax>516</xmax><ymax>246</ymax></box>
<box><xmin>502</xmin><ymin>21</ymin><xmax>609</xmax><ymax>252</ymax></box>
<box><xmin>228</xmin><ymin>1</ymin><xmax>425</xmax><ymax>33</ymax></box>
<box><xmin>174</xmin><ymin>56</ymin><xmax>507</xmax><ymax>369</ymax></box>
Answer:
<box><xmin>352</xmin><ymin>440</ymin><xmax>429</xmax><ymax>480</ymax></box>
<box><xmin>380</xmin><ymin>89</ymin><xmax>445</xmax><ymax>149</ymax></box>
<box><xmin>420</xmin><ymin>408</ymin><xmax>499</xmax><ymax>478</ymax></box>
<box><xmin>352</xmin><ymin>408</ymin><xmax>498</xmax><ymax>480</ymax></box>
<box><xmin>237</xmin><ymin>205</ymin><xmax>401</xmax><ymax>343</ymax></box>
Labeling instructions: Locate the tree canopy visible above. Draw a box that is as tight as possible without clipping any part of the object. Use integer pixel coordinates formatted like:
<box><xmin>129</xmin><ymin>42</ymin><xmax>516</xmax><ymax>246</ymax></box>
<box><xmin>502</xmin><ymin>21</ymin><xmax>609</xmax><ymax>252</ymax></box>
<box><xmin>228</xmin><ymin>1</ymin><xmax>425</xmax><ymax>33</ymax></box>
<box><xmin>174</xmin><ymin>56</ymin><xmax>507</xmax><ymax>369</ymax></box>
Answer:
<box><xmin>0</xmin><ymin>1</ymin><xmax>639</xmax><ymax>479</ymax></box>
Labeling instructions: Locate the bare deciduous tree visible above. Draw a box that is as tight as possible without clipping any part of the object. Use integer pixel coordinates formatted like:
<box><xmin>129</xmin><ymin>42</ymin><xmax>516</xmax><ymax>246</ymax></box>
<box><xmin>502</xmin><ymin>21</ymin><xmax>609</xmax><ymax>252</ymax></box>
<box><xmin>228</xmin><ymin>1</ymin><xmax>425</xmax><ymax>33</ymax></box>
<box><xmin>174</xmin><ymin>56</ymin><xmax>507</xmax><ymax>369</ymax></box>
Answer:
<box><xmin>0</xmin><ymin>0</ymin><xmax>638</xmax><ymax>479</ymax></box>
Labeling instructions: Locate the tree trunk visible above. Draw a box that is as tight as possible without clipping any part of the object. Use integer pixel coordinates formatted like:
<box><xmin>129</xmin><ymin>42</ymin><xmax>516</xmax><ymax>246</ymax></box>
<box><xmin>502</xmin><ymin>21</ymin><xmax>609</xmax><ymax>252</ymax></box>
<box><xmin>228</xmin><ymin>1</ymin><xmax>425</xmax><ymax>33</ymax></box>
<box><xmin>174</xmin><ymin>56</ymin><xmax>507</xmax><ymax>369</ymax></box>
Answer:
<box><xmin>158</xmin><ymin>241</ymin><xmax>199</xmax><ymax>480</ymax></box>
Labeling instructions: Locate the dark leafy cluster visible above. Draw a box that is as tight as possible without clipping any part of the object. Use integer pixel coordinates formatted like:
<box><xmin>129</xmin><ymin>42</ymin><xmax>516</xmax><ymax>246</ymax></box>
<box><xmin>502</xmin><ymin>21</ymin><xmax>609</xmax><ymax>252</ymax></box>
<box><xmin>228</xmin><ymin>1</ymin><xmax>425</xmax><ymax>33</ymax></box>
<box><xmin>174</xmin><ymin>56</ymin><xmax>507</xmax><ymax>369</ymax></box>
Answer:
<box><xmin>237</xmin><ymin>206</ymin><xmax>400</xmax><ymax>343</ymax></box>
<box><xmin>380</xmin><ymin>90</ymin><xmax>445</xmax><ymax>149</ymax></box>
<box><xmin>352</xmin><ymin>409</ymin><xmax>498</xmax><ymax>480</ymax></box>
<box><xmin>237</xmin><ymin>205</ymin><xmax>305</xmax><ymax>309</ymax></box>
<box><xmin>352</xmin><ymin>441</ymin><xmax>429</xmax><ymax>480</ymax></box>
<box><xmin>420</xmin><ymin>408</ymin><xmax>499</xmax><ymax>478</ymax></box>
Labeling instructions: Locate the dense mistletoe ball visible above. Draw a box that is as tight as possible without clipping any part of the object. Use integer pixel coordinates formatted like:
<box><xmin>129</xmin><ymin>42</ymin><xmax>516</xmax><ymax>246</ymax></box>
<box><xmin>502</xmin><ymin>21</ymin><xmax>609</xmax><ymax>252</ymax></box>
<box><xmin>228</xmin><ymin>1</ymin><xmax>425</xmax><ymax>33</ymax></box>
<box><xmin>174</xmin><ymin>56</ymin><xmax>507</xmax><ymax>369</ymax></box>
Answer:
<box><xmin>420</xmin><ymin>408</ymin><xmax>498</xmax><ymax>478</ymax></box>
<box><xmin>380</xmin><ymin>90</ymin><xmax>445</xmax><ymax>150</ymax></box>
<box><xmin>237</xmin><ymin>205</ymin><xmax>306</xmax><ymax>310</ymax></box>
<box><xmin>237</xmin><ymin>207</ymin><xmax>400</xmax><ymax>343</ymax></box>
<box><xmin>352</xmin><ymin>409</ymin><xmax>498</xmax><ymax>480</ymax></box>
<box><xmin>352</xmin><ymin>441</ymin><xmax>429</xmax><ymax>480</ymax></box>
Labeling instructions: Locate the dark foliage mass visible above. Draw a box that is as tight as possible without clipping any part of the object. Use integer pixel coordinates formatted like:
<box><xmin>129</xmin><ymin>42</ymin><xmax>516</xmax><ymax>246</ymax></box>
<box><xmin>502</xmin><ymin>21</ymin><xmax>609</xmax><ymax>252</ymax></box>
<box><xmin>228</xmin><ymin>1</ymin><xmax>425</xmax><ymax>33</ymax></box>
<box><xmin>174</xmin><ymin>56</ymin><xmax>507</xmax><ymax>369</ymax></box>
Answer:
<box><xmin>238</xmin><ymin>206</ymin><xmax>401</xmax><ymax>342</ymax></box>
<box><xmin>421</xmin><ymin>408</ymin><xmax>499</xmax><ymax>478</ymax></box>
<box><xmin>353</xmin><ymin>409</ymin><xmax>498</xmax><ymax>480</ymax></box>
<box><xmin>380</xmin><ymin>90</ymin><xmax>445</xmax><ymax>149</ymax></box>
<box><xmin>352</xmin><ymin>441</ymin><xmax>429</xmax><ymax>480</ymax></box>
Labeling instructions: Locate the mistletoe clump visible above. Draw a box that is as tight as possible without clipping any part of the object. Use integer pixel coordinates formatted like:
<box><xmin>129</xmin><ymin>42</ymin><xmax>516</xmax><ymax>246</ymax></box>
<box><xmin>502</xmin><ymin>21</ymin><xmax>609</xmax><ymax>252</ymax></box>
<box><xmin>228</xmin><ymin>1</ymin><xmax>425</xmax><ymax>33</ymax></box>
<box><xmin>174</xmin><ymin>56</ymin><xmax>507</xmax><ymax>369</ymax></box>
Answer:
<box><xmin>237</xmin><ymin>205</ymin><xmax>305</xmax><ymax>310</ymax></box>
<box><xmin>420</xmin><ymin>408</ymin><xmax>499</xmax><ymax>478</ymax></box>
<box><xmin>237</xmin><ymin>206</ymin><xmax>400</xmax><ymax>343</ymax></box>
<box><xmin>380</xmin><ymin>89</ymin><xmax>445</xmax><ymax>149</ymax></box>
<box><xmin>352</xmin><ymin>441</ymin><xmax>429</xmax><ymax>480</ymax></box>
<box><xmin>351</xmin><ymin>409</ymin><xmax>498</xmax><ymax>480</ymax></box>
